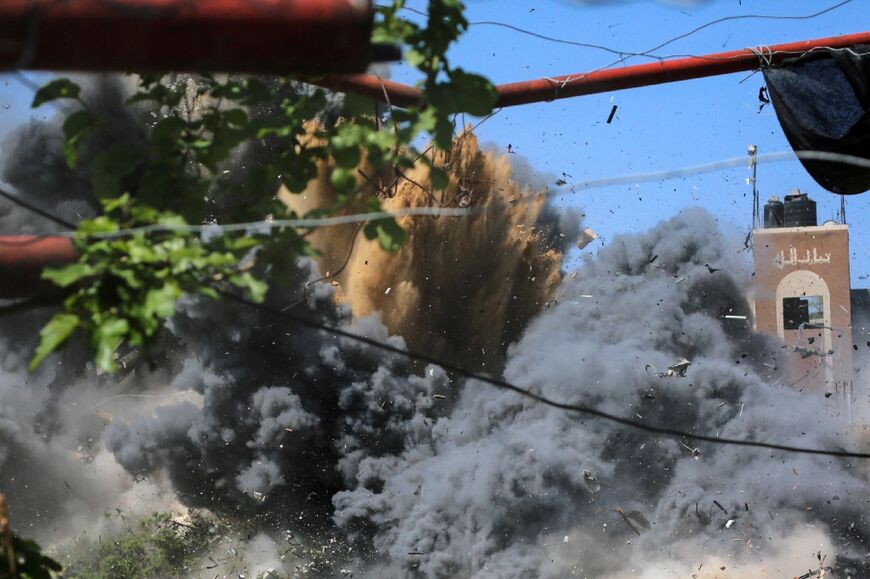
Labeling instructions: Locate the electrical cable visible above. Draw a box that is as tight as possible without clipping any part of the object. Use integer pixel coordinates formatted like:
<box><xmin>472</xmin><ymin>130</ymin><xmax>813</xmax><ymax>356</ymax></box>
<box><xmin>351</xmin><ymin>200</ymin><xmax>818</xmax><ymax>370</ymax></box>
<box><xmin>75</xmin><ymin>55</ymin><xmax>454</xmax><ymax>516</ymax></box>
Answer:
<box><xmin>390</xmin><ymin>0</ymin><xmax>854</xmax><ymax>68</ymax></box>
<box><xmin>16</xmin><ymin>149</ymin><xmax>870</xmax><ymax>240</ymax></box>
<box><xmin>218</xmin><ymin>289</ymin><xmax>870</xmax><ymax>461</ymax></box>
<box><xmin>64</xmin><ymin>206</ymin><xmax>476</xmax><ymax>240</ymax></box>
<box><xmin>559</xmin><ymin>150</ymin><xmax>870</xmax><ymax>195</ymax></box>
<box><xmin>0</xmin><ymin>186</ymin><xmax>76</xmax><ymax>229</ymax></box>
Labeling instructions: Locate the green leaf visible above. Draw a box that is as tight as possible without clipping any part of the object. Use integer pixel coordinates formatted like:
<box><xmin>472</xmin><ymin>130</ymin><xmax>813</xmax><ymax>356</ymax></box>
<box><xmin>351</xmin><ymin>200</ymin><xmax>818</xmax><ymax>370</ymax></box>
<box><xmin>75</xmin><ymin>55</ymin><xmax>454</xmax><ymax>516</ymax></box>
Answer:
<box><xmin>91</xmin><ymin>145</ymin><xmax>143</xmax><ymax>199</ymax></box>
<box><xmin>343</xmin><ymin>92</ymin><xmax>377</xmax><ymax>119</ymax></box>
<box><xmin>430</xmin><ymin>166</ymin><xmax>450</xmax><ymax>190</ymax></box>
<box><xmin>431</xmin><ymin>69</ymin><xmax>497</xmax><ymax>116</ymax></box>
<box><xmin>77</xmin><ymin>215</ymin><xmax>119</xmax><ymax>236</ymax></box>
<box><xmin>223</xmin><ymin>108</ymin><xmax>248</xmax><ymax>127</ymax></box>
<box><xmin>101</xmin><ymin>193</ymin><xmax>132</xmax><ymax>214</ymax></box>
<box><xmin>30</xmin><ymin>313</ymin><xmax>79</xmax><ymax>370</ymax></box>
<box><xmin>143</xmin><ymin>281</ymin><xmax>182</xmax><ymax>321</ymax></box>
<box><xmin>330</xmin><ymin>167</ymin><xmax>357</xmax><ymax>194</ymax></box>
<box><xmin>364</xmin><ymin>217</ymin><xmax>405</xmax><ymax>253</ymax></box>
<box><xmin>229</xmin><ymin>272</ymin><xmax>268</xmax><ymax>303</ymax></box>
<box><xmin>42</xmin><ymin>263</ymin><xmax>97</xmax><ymax>287</ymax></box>
<box><xmin>93</xmin><ymin>317</ymin><xmax>130</xmax><ymax>373</ymax></box>
<box><xmin>197</xmin><ymin>286</ymin><xmax>220</xmax><ymax>300</ymax></box>
<box><xmin>62</xmin><ymin>110</ymin><xmax>98</xmax><ymax>168</ymax></box>
<box><xmin>32</xmin><ymin>78</ymin><xmax>81</xmax><ymax>108</ymax></box>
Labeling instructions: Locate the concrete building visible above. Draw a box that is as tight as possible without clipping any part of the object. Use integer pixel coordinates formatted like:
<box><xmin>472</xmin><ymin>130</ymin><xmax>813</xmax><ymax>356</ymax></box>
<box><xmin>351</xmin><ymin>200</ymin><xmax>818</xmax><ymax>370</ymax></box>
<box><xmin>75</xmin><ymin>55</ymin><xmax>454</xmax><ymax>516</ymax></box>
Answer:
<box><xmin>752</xmin><ymin>191</ymin><xmax>855</xmax><ymax>422</ymax></box>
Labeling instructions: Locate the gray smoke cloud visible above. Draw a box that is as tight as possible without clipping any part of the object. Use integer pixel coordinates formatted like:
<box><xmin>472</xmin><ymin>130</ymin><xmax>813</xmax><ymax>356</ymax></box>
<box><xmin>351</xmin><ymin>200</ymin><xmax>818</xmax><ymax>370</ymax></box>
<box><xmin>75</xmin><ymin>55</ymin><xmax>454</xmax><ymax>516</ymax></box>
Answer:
<box><xmin>2</xmin><ymin>73</ymin><xmax>868</xmax><ymax>578</ymax></box>
<box><xmin>104</xmin><ymin>259</ymin><xmax>452</xmax><ymax>537</ymax></box>
<box><xmin>328</xmin><ymin>208</ymin><xmax>869</xmax><ymax>577</ymax></box>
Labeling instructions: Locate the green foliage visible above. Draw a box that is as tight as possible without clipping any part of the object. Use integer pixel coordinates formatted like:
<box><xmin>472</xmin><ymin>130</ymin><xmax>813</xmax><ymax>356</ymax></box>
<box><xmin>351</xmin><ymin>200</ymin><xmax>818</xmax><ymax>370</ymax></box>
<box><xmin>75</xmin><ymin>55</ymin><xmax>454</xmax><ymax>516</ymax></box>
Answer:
<box><xmin>30</xmin><ymin>0</ymin><xmax>494</xmax><ymax>373</ymax></box>
<box><xmin>61</xmin><ymin>512</ymin><xmax>215</xmax><ymax>579</ymax></box>
<box><xmin>33</xmin><ymin>195</ymin><xmax>265</xmax><ymax>373</ymax></box>
<box><xmin>31</xmin><ymin>78</ymin><xmax>82</xmax><ymax>108</ymax></box>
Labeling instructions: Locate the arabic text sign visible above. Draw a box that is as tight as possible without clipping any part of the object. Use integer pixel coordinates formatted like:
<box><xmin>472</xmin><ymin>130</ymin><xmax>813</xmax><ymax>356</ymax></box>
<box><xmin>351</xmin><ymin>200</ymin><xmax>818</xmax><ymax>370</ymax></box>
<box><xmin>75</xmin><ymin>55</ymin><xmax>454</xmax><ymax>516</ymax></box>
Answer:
<box><xmin>774</xmin><ymin>247</ymin><xmax>832</xmax><ymax>269</ymax></box>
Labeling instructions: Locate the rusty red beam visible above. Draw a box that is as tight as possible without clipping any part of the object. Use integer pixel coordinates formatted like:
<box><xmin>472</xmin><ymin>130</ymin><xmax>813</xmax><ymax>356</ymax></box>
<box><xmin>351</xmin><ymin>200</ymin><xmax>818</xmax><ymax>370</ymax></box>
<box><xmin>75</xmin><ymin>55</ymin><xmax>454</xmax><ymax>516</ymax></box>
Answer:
<box><xmin>0</xmin><ymin>236</ymin><xmax>76</xmax><ymax>299</ymax></box>
<box><xmin>0</xmin><ymin>0</ymin><xmax>374</xmax><ymax>74</ymax></box>
<box><xmin>314</xmin><ymin>30</ymin><xmax>870</xmax><ymax>108</ymax></box>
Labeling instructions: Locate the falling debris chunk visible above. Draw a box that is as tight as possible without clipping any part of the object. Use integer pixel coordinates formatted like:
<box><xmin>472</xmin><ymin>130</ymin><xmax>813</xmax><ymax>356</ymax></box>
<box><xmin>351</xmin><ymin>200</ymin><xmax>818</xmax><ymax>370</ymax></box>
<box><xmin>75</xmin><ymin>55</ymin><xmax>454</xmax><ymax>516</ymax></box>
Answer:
<box><xmin>705</xmin><ymin>264</ymin><xmax>721</xmax><ymax>274</ymax></box>
<box><xmin>645</xmin><ymin>357</ymin><xmax>691</xmax><ymax>378</ymax></box>
<box><xmin>606</xmin><ymin>104</ymin><xmax>618</xmax><ymax>124</ymax></box>
<box><xmin>725</xmin><ymin>519</ymin><xmax>734</xmax><ymax>529</ymax></box>
<box><xmin>385</xmin><ymin>287</ymin><xmax>392</xmax><ymax>295</ymax></box>
<box><xmin>576</xmin><ymin>227</ymin><xmax>600</xmax><ymax>249</ymax></box>
<box><xmin>615</xmin><ymin>508</ymin><xmax>650</xmax><ymax>535</ymax></box>
<box><xmin>757</xmin><ymin>86</ymin><xmax>771</xmax><ymax>112</ymax></box>
<box><xmin>724</xmin><ymin>314</ymin><xmax>747</xmax><ymax>320</ymax></box>
<box><xmin>582</xmin><ymin>469</ymin><xmax>601</xmax><ymax>493</ymax></box>
<box><xmin>432</xmin><ymin>394</ymin><xmax>447</xmax><ymax>400</ymax></box>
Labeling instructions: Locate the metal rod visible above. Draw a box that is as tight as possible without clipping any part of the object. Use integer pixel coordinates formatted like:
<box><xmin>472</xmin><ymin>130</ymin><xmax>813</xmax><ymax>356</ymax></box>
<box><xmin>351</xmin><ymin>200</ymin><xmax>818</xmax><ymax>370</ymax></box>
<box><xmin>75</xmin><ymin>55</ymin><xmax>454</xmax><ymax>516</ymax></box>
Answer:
<box><xmin>0</xmin><ymin>0</ymin><xmax>374</xmax><ymax>74</ymax></box>
<box><xmin>313</xmin><ymin>30</ymin><xmax>870</xmax><ymax>108</ymax></box>
<box><xmin>0</xmin><ymin>236</ymin><xmax>76</xmax><ymax>299</ymax></box>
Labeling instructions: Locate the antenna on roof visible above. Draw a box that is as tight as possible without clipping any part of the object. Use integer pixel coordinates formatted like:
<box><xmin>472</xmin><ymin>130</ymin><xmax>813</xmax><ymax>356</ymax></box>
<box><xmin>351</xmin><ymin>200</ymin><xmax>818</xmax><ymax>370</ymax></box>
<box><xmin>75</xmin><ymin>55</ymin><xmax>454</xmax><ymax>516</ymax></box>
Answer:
<box><xmin>748</xmin><ymin>144</ymin><xmax>759</xmax><ymax>230</ymax></box>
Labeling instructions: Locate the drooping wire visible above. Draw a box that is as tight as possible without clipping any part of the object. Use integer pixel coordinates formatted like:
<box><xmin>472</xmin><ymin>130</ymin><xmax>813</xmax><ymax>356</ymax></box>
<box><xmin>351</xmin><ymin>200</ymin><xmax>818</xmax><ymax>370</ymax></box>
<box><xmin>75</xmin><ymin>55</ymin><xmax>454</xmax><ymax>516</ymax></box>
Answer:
<box><xmin>218</xmin><ymin>290</ymin><xmax>870</xmax><ymax>460</ymax></box>
<box><xmin>390</xmin><ymin>0</ymin><xmax>854</xmax><ymax>68</ymax></box>
<box><xmin>0</xmin><ymin>186</ymin><xmax>76</xmax><ymax>229</ymax></box>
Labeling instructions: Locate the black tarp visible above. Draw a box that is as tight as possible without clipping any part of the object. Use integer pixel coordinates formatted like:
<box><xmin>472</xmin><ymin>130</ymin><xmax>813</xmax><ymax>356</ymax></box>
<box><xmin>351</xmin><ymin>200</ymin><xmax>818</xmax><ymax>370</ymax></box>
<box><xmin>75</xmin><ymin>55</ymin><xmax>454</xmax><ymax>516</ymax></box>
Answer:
<box><xmin>763</xmin><ymin>44</ymin><xmax>870</xmax><ymax>195</ymax></box>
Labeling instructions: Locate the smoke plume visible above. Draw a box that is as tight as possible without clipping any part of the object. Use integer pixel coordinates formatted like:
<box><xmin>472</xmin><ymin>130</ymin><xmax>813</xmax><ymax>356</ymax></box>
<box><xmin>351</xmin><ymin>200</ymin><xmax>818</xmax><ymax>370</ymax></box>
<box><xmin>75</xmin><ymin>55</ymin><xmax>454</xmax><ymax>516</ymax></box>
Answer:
<box><xmin>1</xmin><ymin>74</ymin><xmax>868</xmax><ymax>579</ymax></box>
<box><xmin>285</xmin><ymin>131</ymin><xmax>577</xmax><ymax>373</ymax></box>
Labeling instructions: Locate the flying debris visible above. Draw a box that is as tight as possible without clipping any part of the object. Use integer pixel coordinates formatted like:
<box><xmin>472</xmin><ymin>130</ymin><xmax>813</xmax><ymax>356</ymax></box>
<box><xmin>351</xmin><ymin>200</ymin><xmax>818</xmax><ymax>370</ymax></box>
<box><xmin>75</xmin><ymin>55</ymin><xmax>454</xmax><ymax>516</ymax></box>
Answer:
<box><xmin>705</xmin><ymin>264</ymin><xmax>721</xmax><ymax>274</ymax></box>
<box><xmin>576</xmin><ymin>227</ymin><xmax>600</xmax><ymax>249</ymax></box>
<box><xmin>582</xmin><ymin>469</ymin><xmax>601</xmax><ymax>493</ymax></box>
<box><xmin>615</xmin><ymin>508</ymin><xmax>650</xmax><ymax>536</ymax></box>
<box><xmin>645</xmin><ymin>357</ymin><xmax>691</xmax><ymax>378</ymax></box>
<box><xmin>758</xmin><ymin>86</ymin><xmax>770</xmax><ymax>112</ymax></box>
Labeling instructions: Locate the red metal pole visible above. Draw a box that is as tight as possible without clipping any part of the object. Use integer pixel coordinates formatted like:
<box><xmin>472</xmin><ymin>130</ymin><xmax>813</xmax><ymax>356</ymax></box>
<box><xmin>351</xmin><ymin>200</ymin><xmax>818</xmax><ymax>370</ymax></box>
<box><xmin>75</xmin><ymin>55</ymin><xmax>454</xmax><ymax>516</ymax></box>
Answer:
<box><xmin>0</xmin><ymin>0</ymin><xmax>373</xmax><ymax>74</ymax></box>
<box><xmin>314</xmin><ymin>30</ymin><xmax>870</xmax><ymax>108</ymax></box>
<box><xmin>0</xmin><ymin>236</ymin><xmax>76</xmax><ymax>299</ymax></box>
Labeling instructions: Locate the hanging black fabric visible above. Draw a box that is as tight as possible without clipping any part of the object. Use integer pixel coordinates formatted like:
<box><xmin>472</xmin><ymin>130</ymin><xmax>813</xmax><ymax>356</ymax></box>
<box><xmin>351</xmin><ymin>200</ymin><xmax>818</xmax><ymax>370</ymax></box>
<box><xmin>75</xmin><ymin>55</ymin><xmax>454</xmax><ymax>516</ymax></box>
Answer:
<box><xmin>763</xmin><ymin>45</ymin><xmax>870</xmax><ymax>195</ymax></box>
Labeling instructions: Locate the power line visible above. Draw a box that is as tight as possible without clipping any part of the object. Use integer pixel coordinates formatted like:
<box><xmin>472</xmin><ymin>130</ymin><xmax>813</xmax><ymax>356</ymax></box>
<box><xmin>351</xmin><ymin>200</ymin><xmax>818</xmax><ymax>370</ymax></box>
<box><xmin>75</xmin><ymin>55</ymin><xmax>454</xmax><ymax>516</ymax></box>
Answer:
<box><xmin>18</xmin><ymin>149</ymin><xmax>870</xmax><ymax>240</ymax></box>
<box><xmin>50</xmin><ymin>206</ymin><xmax>475</xmax><ymax>240</ymax></box>
<box><xmin>218</xmin><ymin>290</ymin><xmax>870</xmax><ymax>461</ymax></box>
<box><xmin>0</xmin><ymin>186</ymin><xmax>77</xmax><ymax>229</ymax></box>
<box><xmin>616</xmin><ymin>0</ymin><xmax>854</xmax><ymax>66</ymax></box>
<box><xmin>558</xmin><ymin>150</ymin><xmax>870</xmax><ymax>194</ymax></box>
<box><xmin>392</xmin><ymin>0</ymin><xmax>854</xmax><ymax>67</ymax></box>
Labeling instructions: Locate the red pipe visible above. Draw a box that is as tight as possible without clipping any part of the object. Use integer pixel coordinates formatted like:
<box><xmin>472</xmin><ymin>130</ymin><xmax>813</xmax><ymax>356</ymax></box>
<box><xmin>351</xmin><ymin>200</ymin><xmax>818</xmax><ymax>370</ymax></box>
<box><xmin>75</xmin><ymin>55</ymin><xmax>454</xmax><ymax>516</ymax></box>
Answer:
<box><xmin>0</xmin><ymin>0</ymin><xmax>373</xmax><ymax>74</ymax></box>
<box><xmin>314</xmin><ymin>30</ymin><xmax>870</xmax><ymax>108</ymax></box>
<box><xmin>0</xmin><ymin>236</ymin><xmax>76</xmax><ymax>299</ymax></box>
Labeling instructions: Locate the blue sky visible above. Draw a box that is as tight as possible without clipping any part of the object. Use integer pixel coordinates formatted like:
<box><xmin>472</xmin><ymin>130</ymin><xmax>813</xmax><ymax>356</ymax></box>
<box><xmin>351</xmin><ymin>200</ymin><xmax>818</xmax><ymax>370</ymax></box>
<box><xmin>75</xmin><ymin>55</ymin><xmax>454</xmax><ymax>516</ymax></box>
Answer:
<box><xmin>391</xmin><ymin>0</ymin><xmax>870</xmax><ymax>286</ymax></box>
<box><xmin>0</xmin><ymin>0</ymin><xmax>867</xmax><ymax>284</ymax></box>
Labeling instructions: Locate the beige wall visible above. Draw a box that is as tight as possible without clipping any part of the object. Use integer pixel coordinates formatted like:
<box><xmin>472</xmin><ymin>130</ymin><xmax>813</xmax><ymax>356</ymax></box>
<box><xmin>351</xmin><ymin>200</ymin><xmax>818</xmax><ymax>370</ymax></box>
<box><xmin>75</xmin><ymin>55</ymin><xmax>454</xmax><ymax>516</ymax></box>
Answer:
<box><xmin>753</xmin><ymin>224</ymin><xmax>853</xmax><ymax>417</ymax></box>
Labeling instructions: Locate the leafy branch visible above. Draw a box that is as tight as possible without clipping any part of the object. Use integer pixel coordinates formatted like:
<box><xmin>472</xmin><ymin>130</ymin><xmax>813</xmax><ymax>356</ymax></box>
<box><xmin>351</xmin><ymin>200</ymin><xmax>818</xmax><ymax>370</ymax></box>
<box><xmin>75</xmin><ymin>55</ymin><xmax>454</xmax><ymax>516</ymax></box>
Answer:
<box><xmin>29</xmin><ymin>0</ymin><xmax>495</xmax><ymax>373</ymax></box>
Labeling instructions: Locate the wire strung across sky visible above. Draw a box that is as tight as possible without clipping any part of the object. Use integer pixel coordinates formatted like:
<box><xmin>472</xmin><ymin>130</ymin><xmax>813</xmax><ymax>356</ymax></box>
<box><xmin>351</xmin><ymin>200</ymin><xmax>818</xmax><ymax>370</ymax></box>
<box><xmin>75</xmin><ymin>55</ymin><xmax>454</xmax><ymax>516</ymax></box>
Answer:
<box><xmin>392</xmin><ymin>0</ymin><xmax>854</xmax><ymax>69</ymax></box>
<box><xmin>218</xmin><ymin>290</ymin><xmax>870</xmax><ymax>461</ymax></box>
<box><xmin>7</xmin><ymin>149</ymin><xmax>869</xmax><ymax>240</ymax></box>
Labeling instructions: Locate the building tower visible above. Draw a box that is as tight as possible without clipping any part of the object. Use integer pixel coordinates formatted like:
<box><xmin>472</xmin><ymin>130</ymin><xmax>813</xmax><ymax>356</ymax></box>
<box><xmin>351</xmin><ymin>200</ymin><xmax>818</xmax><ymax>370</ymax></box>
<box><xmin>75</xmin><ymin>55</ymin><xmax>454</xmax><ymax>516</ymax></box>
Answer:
<box><xmin>752</xmin><ymin>190</ymin><xmax>854</xmax><ymax>422</ymax></box>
